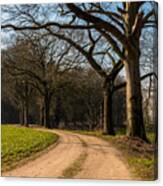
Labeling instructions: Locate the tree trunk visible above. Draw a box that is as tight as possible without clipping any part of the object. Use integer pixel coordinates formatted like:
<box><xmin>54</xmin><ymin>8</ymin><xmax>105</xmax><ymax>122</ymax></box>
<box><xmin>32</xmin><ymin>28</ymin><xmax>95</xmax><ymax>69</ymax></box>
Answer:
<box><xmin>124</xmin><ymin>52</ymin><xmax>148</xmax><ymax>141</ymax></box>
<box><xmin>54</xmin><ymin>96</ymin><xmax>61</xmax><ymax>128</ymax></box>
<box><xmin>19</xmin><ymin>104</ymin><xmax>24</xmax><ymax>126</ymax></box>
<box><xmin>103</xmin><ymin>82</ymin><xmax>115</xmax><ymax>135</ymax></box>
<box><xmin>23</xmin><ymin>102</ymin><xmax>28</xmax><ymax>127</ymax></box>
<box><xmin>22</xmin><ymin>82</ymin><xmax>29</xmax><ymax>127</ymax></box>
<box><xmin>99</xmin><ymin>103</ymin><xmax>103</xmax><ymax>129</ymax></box>
<box><xmin>123</xmin><ymin>2</ymin><xmax>148</xmax><ymax>142</ymax></box>
<box><xmin>39</xmin><ymin>103</ymin><xmax>45</xmax><ymax>126</ymax></box>
<box><xmin>44</xmin><ymin>96</ymin><xmax>51</xmax><ymax>129</ymax></box>
<box><xmin>21</xmin><ymin>103</ymin><xmax>25</xmax><ymax>125</ymax></box>
<box><xmin>19</xmin><ymin>110</ymin><xmax>23</xmax><ymax>125</ymax></box>
<box><xmin>154</xmin><ymin>77</ymin><xmax>158</xmax><ymax>144</ymax></box>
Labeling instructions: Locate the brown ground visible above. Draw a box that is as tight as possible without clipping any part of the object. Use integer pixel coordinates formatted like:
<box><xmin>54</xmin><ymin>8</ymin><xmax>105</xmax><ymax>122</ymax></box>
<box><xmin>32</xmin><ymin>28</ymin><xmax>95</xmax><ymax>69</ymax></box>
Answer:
<box><xmin>2</xmin><ymin>129</ymin><xmax>132</xmax><ymax>180</ymax></box>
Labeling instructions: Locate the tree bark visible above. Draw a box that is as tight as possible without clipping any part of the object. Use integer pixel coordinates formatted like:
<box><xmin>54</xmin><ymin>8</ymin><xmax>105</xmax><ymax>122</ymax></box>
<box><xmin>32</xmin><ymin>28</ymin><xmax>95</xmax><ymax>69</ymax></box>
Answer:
<box><xmin>44</xmin><ymin>95</ymin><xmax>51</xmax><ymax>129</ymax></box>
<box><xmin>19</xmin><ymin>104</ymin><xmax>24</xmax><ymax>126</ymax></box>
<box><xmin>54</xmin><ymin>96</ymin><xmax>61</xmax><ymax>128</ymax></box>
<box><xmin>124</xmin><ymin>50</ymin><xmax>148</xmax><ymax>141</ymax></box>
<box><xmin>123</xmin><ymin>2</ymin><xmax>148</xmax><ymax>142</ymax></box>
<box><xmin>23</xmin><ymin>102</ymin><xmax>28</xmax><ymax>127</ymax></box>
<box><xmin>24</xmin><ymin>83</ymin><xmax>29</xmax><ymax>127</ymax></box>
<box><xmin>21</xmin><ymin>103</ymin><xmax>25</xmax><ymax>126</ymax></box>
<box><xmin>19</xmin><ymin>111</ymin><xmax>23</xmax><ymax>125</ymax></box>
<box><xmin>103</xmin><ymin>82</ymin><xmax>115</xmax><ymax>135</ymax></box>
<box><xmin>39</xmin><ymin>103</ymin><xmax>45</xmax><ymax>126</ymax></box>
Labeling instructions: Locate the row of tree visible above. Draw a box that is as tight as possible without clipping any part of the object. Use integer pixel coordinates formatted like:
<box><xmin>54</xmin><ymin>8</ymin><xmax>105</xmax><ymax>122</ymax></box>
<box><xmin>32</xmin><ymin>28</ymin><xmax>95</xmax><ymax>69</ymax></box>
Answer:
<box><xmin>2</xmin><ymin>33</ymin><xmax>127</xmax><ymax>130</ymax></box>
<box><xmin>1</xmin><ymin>1</ymin><xmax>158</xmax><ymax>142</ymax></box>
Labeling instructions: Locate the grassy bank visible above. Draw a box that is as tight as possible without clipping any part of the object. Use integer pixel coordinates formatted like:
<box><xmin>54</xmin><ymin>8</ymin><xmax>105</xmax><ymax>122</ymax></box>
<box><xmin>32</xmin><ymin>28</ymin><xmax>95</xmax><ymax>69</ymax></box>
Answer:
<box><xmin>69</xmin><ymin>129</ymin><xmax>157</xmax><ymax>180</ymax></box>
<box><xmin>1</xmin><ymin>125</ymin><xmax>59</xmax><ymax>172</ymax></box>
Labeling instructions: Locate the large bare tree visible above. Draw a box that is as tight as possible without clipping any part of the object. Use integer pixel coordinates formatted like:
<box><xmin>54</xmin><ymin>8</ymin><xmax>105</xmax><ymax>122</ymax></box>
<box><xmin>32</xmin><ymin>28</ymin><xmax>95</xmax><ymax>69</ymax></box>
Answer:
<box><xmin>1</xmin><ymin>2</ymin><xmax>157</xmax><ymax>140</ymax></box>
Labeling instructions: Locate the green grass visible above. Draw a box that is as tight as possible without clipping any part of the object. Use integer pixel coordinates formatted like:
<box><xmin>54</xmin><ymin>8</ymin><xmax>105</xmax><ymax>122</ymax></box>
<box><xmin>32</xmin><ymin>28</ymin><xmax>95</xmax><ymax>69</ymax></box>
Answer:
<box><xmin>147</xmin><ymin>132</ymin><xmax>156</xmax><ymax>144</ymax></box>
<box><xmin>127</xmin><ymin>157</ymin><xmax>156</xmax><ymax>180</ymax></box>
<box><xmin>1</xmin><ymin>125</ymin><xmax>59</xmax><ymax>172</ymax></box>
<box><xmin>68</xmin><ymin>129</ymin><xmax>157</xmax><ymax>180</ymax></box>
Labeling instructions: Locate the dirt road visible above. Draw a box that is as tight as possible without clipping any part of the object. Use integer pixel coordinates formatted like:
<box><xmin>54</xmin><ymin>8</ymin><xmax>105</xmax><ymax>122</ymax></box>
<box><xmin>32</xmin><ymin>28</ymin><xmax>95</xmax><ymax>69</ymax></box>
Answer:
<box><xmin>2</xmin><ymin>129</ymin><xmax>132</xmax><ymax>180</ymax></box>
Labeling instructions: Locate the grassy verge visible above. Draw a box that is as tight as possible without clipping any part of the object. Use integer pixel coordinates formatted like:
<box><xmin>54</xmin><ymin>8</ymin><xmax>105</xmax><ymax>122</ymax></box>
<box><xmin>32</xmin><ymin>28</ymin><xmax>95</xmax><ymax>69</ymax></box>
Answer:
<box><xmin>68</xmin><ymin>129</ymin><xmax>157</xmax><ymax>180</ymax></box>
<box><xmin>1</xmin><ymin>125</ymin><xmax>59</xmax><ymax>172</ymax></box>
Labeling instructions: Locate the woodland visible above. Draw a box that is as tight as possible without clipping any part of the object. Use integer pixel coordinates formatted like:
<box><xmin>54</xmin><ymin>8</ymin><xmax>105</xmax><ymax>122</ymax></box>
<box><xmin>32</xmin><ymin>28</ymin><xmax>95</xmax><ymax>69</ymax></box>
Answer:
<box><xmin>1</xmin><ymin>1</ymin><xmax>158</xmax><ymax>143</ymax></box>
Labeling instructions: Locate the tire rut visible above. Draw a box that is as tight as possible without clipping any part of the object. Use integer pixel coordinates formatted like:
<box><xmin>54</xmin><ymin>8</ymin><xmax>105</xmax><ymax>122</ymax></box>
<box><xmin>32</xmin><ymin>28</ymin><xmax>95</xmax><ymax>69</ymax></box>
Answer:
<box><xmin>72</xmin><ymin>133</ymin><xmax>132</xmax><ymax>180</ymax></box>
<box><xmin>2</xmin><ymin>130</ymin><xmax>86</xmax><ymax>178</ymax></box>
<box><xmin>2</xmin><ymin>129</ymin><xmax>132</xmax><ymax>180</ymax></box>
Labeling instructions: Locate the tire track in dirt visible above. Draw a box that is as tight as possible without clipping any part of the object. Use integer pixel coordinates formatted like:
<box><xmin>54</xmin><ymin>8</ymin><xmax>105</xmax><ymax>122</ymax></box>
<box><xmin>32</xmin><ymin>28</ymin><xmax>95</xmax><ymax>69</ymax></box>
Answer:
<box><xmin>2</xmin><ymin>129</ymin><xmax>132</xmax><ymax>180</ymax></box>
<box><xmin>72</xmin><ymin>133</ymin><xmax>132</xmax><ymax>180</ymax></box>
<box><xmin>2</xmin><ymin>130</ymin><xmax>86</xmax><ymax>178</ymax></box>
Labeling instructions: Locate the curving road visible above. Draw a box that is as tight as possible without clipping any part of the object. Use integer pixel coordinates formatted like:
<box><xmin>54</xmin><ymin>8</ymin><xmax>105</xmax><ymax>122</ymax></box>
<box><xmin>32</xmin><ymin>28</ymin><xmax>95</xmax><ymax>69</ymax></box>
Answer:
<box><xmin>2</xmin><ymin>129</ymin><xmax>132</xmax><ymax>180</ymax></box>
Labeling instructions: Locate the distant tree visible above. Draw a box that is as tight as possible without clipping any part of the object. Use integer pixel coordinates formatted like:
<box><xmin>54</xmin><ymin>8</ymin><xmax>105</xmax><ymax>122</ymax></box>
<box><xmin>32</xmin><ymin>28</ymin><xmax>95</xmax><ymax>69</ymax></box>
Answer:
<box><xmin>1</xmin><ymin>2</ymin><xmax>157</xmax><ymax>140</ymax></box>
<box><xmin>2</xmin><ymin>50</ymin><xmax>34</xmax><ymax>127</ymax></box>
<box><xmin>1</xmin><ymin>33</ymin><xmax>82</xmax><ymax>128</ymax></box>
<box><xmin>57</xmin><ymin>69</ymin><xmax>103</xmax><ymax>130</ymax></box>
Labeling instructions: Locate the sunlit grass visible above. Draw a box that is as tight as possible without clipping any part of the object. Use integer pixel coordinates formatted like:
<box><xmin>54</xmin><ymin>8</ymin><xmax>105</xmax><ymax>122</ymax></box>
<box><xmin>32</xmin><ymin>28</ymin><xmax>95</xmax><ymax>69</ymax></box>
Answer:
<box><xmin>1</xmin><ymin>125</ymin><xmax>58</xmax><ymax>171</ymax></box>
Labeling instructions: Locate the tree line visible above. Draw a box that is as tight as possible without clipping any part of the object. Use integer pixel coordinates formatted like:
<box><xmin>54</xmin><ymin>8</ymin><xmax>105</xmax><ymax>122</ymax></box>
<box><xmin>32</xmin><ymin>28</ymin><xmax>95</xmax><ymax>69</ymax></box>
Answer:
<box><xmin>1</xmin><ymin>1</ymin><xmax>158</xmax><ymax>142</ymax></box>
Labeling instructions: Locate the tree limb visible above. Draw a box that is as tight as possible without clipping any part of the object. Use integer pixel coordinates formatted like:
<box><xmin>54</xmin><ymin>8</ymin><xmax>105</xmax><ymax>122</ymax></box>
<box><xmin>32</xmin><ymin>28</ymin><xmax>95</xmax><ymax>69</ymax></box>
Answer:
<box><xmin>113</xmin><ymin>72</ymin><xmax>157</xmax><ymax>91</ymax></box>
<box><xmin>67</xmin><ymin>3</ymin><xmax>128</xmax><ymax>47</ymax></box>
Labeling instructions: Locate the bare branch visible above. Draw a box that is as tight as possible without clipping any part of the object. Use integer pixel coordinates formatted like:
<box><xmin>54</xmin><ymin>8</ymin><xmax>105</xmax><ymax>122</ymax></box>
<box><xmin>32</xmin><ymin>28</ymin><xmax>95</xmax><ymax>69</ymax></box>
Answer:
<box><xmin>67</xmin><ymin>3</ymin><xmax>128</xmax><ymax>48</ymax></box>
<box><xmin>45</xmin><ymin>28</ymin><xmax>107</xmax><ymax>78</ymax></box>
<box><xmin>2</xmin><ymin>22</ymin><xmax>94</xmax><ymax>30</ymax></box>
<box><xmin>113</xmin><ymin>72</ymin><xmax>157</xmax><ymax>91</ymax></box>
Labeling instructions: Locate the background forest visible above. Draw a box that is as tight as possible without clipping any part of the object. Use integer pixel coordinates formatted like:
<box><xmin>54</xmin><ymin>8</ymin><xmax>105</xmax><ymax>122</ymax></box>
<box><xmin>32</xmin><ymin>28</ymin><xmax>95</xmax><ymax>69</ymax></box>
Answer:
<box><xmin>1</xmin><ymin>1</ymin><xmax>158</xmax><ymax>140</ymax></box>
<box><xmin>1</xmin><ymin>1</ymin><xmax>158</xmax><ymax>180</ymax></box>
